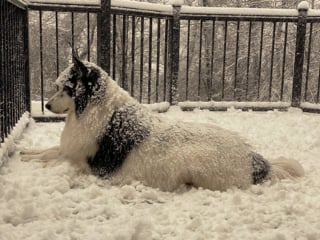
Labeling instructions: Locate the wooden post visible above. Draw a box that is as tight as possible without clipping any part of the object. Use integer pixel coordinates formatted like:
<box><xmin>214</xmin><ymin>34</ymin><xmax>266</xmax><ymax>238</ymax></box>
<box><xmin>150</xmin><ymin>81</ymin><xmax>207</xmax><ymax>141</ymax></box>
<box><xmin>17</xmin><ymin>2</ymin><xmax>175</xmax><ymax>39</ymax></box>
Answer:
<box><xmin>292</xmin><ymin>1</ymin><xmax>309</xmax><ymax>107</ymax></box>
<box><xmin>97</xmin><ymin>0</ymin><xmax>111</xmax><ymax>73</ymax></box>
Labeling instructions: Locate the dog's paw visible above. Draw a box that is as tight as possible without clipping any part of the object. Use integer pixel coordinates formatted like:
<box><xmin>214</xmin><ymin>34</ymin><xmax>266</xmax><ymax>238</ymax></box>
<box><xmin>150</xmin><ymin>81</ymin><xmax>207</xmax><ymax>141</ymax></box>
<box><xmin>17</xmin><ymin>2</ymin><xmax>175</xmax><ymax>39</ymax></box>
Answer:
<box><xmin>20</xmin><ymin>154</ymin><xmax>41</xmax><ymax>162</ymax></box>
<box><xmin>20</xmin><ymin>149</ymin><xmax>43</xmax><ymax>155</ymax></box>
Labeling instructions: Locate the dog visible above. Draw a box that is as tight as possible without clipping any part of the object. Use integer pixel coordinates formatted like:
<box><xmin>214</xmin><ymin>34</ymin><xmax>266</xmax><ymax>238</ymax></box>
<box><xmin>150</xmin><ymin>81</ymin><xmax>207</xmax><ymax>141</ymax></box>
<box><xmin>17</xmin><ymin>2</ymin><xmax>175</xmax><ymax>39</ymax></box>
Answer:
<box><xmin>21</xmin><ymin>56</ymin><xmax>304</xmax><ymax>191</ymax></box>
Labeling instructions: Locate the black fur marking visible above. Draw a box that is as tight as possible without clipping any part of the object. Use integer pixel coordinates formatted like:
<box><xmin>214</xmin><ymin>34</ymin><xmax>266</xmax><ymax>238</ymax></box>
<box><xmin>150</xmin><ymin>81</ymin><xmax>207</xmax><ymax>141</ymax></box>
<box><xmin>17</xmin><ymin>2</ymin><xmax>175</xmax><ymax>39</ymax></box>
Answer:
<box><xmin>65</xmin><ymin>65</ymin><xmax>101</xmax><ymax>117</ymax></box>
<box><xmin>251</xmin><ymin>152</ymin><xmax>270</xmax><ymax>184</ymax></box>
<box><xmin>87</xmin><ymin>105</ymin><xmax>150</xmax><ymax>177</ymax></box>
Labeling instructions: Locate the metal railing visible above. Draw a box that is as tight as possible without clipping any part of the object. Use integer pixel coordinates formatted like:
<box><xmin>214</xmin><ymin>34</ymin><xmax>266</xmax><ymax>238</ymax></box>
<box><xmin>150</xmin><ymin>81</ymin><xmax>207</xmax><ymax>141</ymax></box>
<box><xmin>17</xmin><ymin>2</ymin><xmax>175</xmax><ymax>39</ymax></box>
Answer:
<box><xmin>26</xmin><ymin>0</ymin><xmax>320</xmax><ymax>114</ymax></box>
<box><xmin>3</xmin><ymin>0</ymin><xmax>320</xmax><ymax>139</ymax></box>
<box><xmin>0</xmin><ymin>0</ymin><xmax>30</xmax><ymax>145</ymax></box>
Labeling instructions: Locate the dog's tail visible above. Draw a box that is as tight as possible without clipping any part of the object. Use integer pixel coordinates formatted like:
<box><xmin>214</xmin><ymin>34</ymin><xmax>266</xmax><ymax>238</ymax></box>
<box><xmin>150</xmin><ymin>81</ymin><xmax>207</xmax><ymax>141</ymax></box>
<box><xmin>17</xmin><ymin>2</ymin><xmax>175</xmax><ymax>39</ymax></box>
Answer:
<box><xmin>269</xmin><ymin>157</ymin><xmax>304</xmax><ymax>182</ymax></box>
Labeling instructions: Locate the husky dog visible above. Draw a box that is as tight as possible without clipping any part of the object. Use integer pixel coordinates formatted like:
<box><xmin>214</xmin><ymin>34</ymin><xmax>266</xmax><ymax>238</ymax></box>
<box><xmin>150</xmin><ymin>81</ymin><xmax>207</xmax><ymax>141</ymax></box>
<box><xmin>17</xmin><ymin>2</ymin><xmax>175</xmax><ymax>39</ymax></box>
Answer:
<box><xmin>21</xmin><ymin>57</ymin><xmax>304</xmax><ymax>191</ymax></box>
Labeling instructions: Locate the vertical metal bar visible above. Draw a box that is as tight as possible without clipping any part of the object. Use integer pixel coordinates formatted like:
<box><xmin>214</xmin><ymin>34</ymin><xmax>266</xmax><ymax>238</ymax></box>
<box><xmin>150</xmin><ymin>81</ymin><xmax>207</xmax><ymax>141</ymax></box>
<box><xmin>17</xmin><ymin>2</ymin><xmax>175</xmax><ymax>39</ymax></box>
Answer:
<box><xmin>71</xmin><ymin>12</ymin><xmax>74</xmax><ymax>56</ymax></box>
<box><xmin>23</xmin><ymin>7</ymin><xmax>30</xmax><ymax>113</ymax></box>
<box><xmin>14</xmin><ymin>7</ymin><xmax>18</xmax><ymax>123</ymax></box>
<box><xmin>19</xmin><ymin>8</ymin><xmax>23</xmax><ymax>116</ymax></box>
<box><xmin>4</xmin><ymin>1</ymin><xmax>8</xmax><ymax>136</ymax></box>
<box><xmin>246</xmin><ymin>21</ymin><xmax>252</xmax><ymax>101</ymax></box>
<box><xmin>0</xmin><ymin>0</ymin><xmax>3</xmax><ymax>142</ymax></box>
<box><xmin>258</xmin><ymin>22</ymin><xmax>264</xmax><ymax>100</ymax></box>
<box><xmin>9</xmin><ymin>2</ymin><xmax>13</xmax><ymax>128</ymax></box>
<box><xmin>9</xmin><ymin>3</ymin><xmax>14</xmax><ymax>125</ymax></box>
<box><xmin>156</xmin><ymin>18</ymin><xmax>161</xmax><ymax>102</ymax></box>
<box><xmin>3</xmin><ymin>0</ymin><xmax>8</xmax><ymax>137</ymax></box>
<box><xmin>121</xmin><ymin>15</ymin><xmax>127</xmax><ymax>89</ymax></box>
<box><xmin>210</xmin><ymin>19</ymin><xmax>216</xmax><ymax>101</ymax></box>
<box><xmin>98</xmin><ymin>0</ymin><xmax>111</xmax><ymax>72</ymax></box>
<box><xmin>280</xmin><ymin>22</ymin><xmax>288</xmax><ymax>101</ymax></box>
<box><xmin>15</xmin><ymin>9</ymin><xmax>19</xmax><ymax>118</ymax></box>
<box><xmin>112</xmin><ymin>14</ymin><xmax>116</xmax><ymax>79</ymax></box>
<box><xmin>317</xmin><ymin>65</ymin><xmax>320</xmax><ymax>103</ymax></box>
<box><xmin>292</xmin><ymin>5</ymin><xmax>308</xmax><ymax>107</ymax></box>
<box><xmin>269</xmin><ymin>22</ymin><xmax>276</xmax><ymax>101</ymax></box>
<box><xmin>163</xmin><ymin>19</ymin><xmax>168</xmax><ymax>102</ymax></box>
<box><xmin>234</xmin><ymin>20</ymin><xmax>240</xmax><ymax>100</ymax></box>
<box><xmin>222</xmin><ymin>20</ymin><xmax>228</xmax><ymax>100</ymax></box>
<box><xmin>139</xmin><ymin>16</ymin><xmax>144</xmax><ymax>103</ymax></box>
<box><xmin>14</xmin><ymin>6</ymin><xmax>17</xmax><ymax>121</ymax></box>
<box><xmin>87</xmin><ymin>12</ymin><xmax>90</xmax><ymax>61</ymax></box>
<box><xmin>185</xmin><ymin>19</ymin><xmax>190</xmax><ymax>100</ymax></box>
<box><xmin>55</xmin><ymin>11</ymin><xmax>59</xmax><ymax>77</ymax></box>
<box><xmin>13</xmin><ymin>7</ymin><xmax>17</xmax><ymax>121</ymax></box>
<box><xmin>39</xmin><ymin>10</ymin><xmax>44</xmax><ymax>114</ymax></box>
<box><xmin>19</xmin><ymin>9</ymin><xmax>23</xmax><ymax>116</ymax></box>
<box><xmin>131</xmin><ymin>16</ymin><xmax>135</xmax><ymax>97</ymax></box>
<box><xmin>10</xmin><ymin>6</ymin><xmax>14</xmax><ymax>123</ymax></box>
<box><xmin>198</xmin><ymin>20</ymin><xmax>203</xmax><ymax>99</ymax></box>
<box><xmin>304</xmin><ymin>22</ymin><xmax>313</xmax><ymax>102</ymax></box>
<box><xmin>169</xmin><ymin>4</ymin><xmax>181</xmax><ymax>105</ymax></box>
<box><xmin>148</xmin><ymin>17</ymin><xmax>152</xmax><ymax>104</ymax></box>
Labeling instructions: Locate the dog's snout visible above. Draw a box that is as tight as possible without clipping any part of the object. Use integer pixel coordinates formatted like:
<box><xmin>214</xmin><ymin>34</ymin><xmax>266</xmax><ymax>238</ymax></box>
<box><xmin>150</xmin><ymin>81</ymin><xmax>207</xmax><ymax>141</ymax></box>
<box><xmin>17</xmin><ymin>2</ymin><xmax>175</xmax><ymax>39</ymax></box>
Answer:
<box><xmin>45</xmin><ymin>103</ymin><xmax>51</xmax><ymax>110</ymax></box>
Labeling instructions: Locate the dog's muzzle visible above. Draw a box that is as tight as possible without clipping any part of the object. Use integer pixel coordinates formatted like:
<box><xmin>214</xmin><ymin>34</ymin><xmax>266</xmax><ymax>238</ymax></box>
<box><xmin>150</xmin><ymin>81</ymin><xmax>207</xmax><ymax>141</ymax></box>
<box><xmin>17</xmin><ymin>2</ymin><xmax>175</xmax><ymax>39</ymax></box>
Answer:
<box><xmin>45</xmin><ymin>103</ymin><xmax>51</xmax><ymax>110</ymax></box>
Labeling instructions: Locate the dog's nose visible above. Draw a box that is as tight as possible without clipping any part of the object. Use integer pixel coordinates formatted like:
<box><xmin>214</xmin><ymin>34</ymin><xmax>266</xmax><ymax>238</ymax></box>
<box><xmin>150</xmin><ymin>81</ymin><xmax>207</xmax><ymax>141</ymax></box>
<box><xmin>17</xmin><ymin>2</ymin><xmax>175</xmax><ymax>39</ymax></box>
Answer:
<box><xmin>45</xmin><ymin>103</ymin><xmax>51</xmax><ymax>110</ymax></box>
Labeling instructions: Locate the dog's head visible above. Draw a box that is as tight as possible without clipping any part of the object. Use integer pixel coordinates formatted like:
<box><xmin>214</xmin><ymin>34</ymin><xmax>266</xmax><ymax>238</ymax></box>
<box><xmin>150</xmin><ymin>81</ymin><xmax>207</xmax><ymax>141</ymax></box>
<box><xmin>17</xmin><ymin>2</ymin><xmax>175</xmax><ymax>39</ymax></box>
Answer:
<box><xmin>46</xmin><ymin>56</ymin><xmax>103</xmax><ymax>117</ymax></box>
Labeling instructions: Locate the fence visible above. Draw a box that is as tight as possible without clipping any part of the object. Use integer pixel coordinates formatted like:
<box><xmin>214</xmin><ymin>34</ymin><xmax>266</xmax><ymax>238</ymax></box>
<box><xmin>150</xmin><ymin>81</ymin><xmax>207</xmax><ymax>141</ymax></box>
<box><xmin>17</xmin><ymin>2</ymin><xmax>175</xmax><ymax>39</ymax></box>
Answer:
<box><xmin>26</xmin><ymin>0</ymin><xmax>320</xmax><ymax>114</ymax></box>
<box><xmin>0</xmin><ymin>0</ymin><xmax>30</xmax><ymax>145</ymax></box>
<box><xmin>2</xmin><ymin>0</ymin><xmax>320</xmax><ymax>142</ymax></box>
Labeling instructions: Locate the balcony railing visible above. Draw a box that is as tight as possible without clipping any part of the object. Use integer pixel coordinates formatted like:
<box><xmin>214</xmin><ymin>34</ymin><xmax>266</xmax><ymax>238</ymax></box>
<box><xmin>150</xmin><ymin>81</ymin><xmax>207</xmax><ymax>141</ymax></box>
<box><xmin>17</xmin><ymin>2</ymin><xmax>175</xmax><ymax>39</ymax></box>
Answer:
<box><xmin>1</xmin><ymin>0</ymin><xmax>30</xmax><ymax>145</ymax></box>
<box><xmin>2</xmin><ymin>0</ymin><xmax>320</xmax><ymax>145</ymax></box>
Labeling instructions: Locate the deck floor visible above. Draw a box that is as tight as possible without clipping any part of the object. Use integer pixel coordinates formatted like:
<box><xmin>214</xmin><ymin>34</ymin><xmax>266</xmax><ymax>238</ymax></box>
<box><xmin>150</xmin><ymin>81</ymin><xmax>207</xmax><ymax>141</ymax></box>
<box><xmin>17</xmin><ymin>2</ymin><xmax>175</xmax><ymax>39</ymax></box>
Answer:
<box><xmin>1</xmin><ymin>107</ymin><xmax>320</xmax><ymax>240</ymax></box>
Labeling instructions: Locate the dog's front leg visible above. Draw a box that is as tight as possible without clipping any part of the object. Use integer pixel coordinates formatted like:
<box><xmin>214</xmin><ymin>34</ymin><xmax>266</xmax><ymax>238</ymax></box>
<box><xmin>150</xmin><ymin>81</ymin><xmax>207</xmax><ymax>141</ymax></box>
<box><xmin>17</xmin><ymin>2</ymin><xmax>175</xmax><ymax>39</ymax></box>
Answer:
<box><xmin>20</xmin><ymin>146</ymin><xmax>60</xmax><ymax>162</ymax></box>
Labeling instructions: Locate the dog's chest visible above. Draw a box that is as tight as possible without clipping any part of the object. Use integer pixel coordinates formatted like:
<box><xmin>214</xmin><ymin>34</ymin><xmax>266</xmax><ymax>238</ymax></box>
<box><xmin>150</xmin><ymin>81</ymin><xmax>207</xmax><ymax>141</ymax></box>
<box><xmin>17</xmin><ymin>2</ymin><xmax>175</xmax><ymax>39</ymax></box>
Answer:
<box><xmin>60</xmin><ymin>116</ymin><xmax>101</xmax><ymax>162</ymax></box>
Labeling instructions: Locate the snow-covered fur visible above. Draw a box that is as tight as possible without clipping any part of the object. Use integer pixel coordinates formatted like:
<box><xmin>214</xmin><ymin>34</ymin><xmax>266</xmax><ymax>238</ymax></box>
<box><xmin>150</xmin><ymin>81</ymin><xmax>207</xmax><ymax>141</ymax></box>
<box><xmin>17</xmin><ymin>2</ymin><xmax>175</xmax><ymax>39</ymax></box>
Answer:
<box><xmin>21</xmin><ymin>57</ymin><xmax>304</xmax><ymax>191</ymax></box>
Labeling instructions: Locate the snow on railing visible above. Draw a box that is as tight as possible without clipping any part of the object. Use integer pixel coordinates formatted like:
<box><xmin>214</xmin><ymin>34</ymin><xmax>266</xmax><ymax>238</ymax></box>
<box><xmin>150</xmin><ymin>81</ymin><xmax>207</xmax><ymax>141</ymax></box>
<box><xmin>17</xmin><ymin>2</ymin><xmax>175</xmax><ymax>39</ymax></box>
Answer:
<box><xmin>6</xmin><ymin>0</ymin><xmax>28</xmax><ymax>9</ymax></box>
<box><xmin>0</xmin><ymin>113</ymin><xmax>30</xmax><ymax>168</ymax></box>
<box><xmin>24</xmin><ymin>0</ymin><xmax>320</xmax><ymax>117</ymax></box>
<box><xmin>28</xmin><ymin>0</ymin><xmax>100</xmax><ymax>6</ymax></box>
<box><xmin>112</xmin><ymin>0</ymin><xmax>173</xmax><ymax>14</ymax></box>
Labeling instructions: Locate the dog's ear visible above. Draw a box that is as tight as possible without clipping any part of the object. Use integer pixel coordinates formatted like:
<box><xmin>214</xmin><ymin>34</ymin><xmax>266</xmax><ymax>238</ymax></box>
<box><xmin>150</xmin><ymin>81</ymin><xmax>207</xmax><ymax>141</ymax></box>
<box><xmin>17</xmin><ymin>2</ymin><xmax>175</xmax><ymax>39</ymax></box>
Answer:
<box><xmin>72</xmin><ymin>54</ymin><xmax>87</xmax><ymax>76</ymax></box>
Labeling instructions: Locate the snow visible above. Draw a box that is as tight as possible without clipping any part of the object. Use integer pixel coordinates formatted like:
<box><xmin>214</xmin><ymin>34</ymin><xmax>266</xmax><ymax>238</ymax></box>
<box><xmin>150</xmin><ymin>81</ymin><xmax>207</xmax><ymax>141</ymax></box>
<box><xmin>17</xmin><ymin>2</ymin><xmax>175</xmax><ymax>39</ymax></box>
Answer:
<box><xmin>29</xmin><ymin>0</ymin><xmax>173</xmax><ymax>13</ymax></box>
<box><xmin>1</xmin><ymin>107</ymin><xmax>320</xmax><ymax>239</ymax></box>
<box><xmin>112</xmin><ymin>0</ymin><xmax>172</xmax><ymax>14</ymax></box>
<box><xmin>27</xmin><ymin>0</ymin><xmax>320</xmax><ymax>17</ymax></box>
<box><xmin>0</xmin><ymin>112</ymin><xmax>30</xmax><ymax>169</ymax></box>
<box><xmin>301</xmin><ymin>102</ymin><xmax>320</xmax><ymax>110</ymax></box>
<box><xmin>180</xmin><ymin>6</ymin><xmax>299</xmax><ymax>17</ymax></box>
<box><xmin>178</xmin><ymin>101</ymin><xmax>290</xmax><ymax>111</ymax></box>
<box><xmin>29</xmin><ymin>0</ymin><xmax>100</xmax><ymax>5</ymax></box>
<box><xmin>297</xmin><ymin>1</ymin><xmax>310</xmax><ymax>10</ymax></box>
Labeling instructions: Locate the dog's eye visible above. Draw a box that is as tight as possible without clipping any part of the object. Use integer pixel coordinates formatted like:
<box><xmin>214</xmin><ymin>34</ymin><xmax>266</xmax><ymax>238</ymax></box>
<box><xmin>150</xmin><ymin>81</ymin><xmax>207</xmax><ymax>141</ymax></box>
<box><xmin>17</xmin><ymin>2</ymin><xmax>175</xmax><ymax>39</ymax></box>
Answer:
<box><xmin>55</xmin><ymin>84</ymin><xmax>62</xmax><ymax>91</ymax></box>
<box><xmin>63</xmin><ymin>86</ymin><xmax>73</xmax><ymax>97</ymax></box>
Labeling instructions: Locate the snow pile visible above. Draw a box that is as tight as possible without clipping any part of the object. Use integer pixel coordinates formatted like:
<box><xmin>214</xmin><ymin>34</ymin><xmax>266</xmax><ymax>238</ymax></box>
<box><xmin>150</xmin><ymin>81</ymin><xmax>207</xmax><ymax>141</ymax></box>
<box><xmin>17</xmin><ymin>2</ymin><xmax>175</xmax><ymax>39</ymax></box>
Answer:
<box><xmin>29</xmin><ymin>0</ymin><xmax>100</xmax><ymax>5</ymax></box>
<box><xmin>301</xmin><ymin>102</ymin><xmax>320</xmax><ymax>110</ymax></box>
<box><xmin>143</xmin><ymin>101</ymin><xmax>170</xmax><ymax>113</ymax></box>
<box><xmin>0</xmin><ymin>112</ymin><xmax>30</xmax><ymax>169</ymax></box>
<box><xmin>178</xmin><ymin>101</ymin><xmax>290</xmax><ymax>111</ymax></box>
<box><xmin>1</xmin><ymin>107</ymin><xmax>320</xmax><ymax>239</ymax></box>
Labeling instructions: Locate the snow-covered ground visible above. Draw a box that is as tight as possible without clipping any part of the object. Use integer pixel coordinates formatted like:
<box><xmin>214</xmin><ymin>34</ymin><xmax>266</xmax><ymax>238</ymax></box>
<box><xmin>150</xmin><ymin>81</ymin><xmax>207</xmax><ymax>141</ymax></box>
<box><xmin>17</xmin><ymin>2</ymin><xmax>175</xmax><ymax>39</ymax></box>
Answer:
<box><xmin>1</xmin><ymin>107</ymin><xmax>320</xmax><ymax>240</ymax></box>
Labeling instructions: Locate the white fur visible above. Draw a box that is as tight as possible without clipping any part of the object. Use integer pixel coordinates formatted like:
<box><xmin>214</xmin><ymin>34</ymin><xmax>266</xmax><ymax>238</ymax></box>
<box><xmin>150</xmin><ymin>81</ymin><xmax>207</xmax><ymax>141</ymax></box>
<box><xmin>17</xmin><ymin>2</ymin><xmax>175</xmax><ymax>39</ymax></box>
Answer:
<box><xmin>21</xmin><ymin>61</ymin><xmax>304</xmax><ymax>192</ymax></box>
